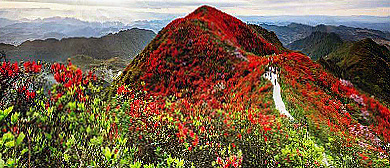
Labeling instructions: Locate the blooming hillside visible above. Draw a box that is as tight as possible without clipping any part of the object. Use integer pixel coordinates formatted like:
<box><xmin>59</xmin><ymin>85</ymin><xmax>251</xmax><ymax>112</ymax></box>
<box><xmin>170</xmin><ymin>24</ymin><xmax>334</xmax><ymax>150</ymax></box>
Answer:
<box><xmin>1</xmin><ymin>5</ymin><xmax>389</xmax><ymax>167</ymax></box>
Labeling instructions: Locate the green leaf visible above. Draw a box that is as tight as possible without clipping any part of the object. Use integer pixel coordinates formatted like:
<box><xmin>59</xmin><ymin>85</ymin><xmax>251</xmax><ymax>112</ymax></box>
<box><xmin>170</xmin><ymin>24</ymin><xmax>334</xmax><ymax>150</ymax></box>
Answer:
<box><xmin>86</xmin><ymin>126</ymin><xmax>91</xmax><ymax>135</ymax></box>
<box><xmin>0</xmin><ymin>159</ymin><xmax>4</xmax><ymax>168</ymax></box>
<box><xmin>77</xmin><ymin>103</ymin><xmax>85</xmax><ymax>111</ymax></box>
<box><xmin>2</xmin><ymin>132</ymin><xmax>14</xmax><ymax>142</ymax></box>
<box><xmin>44</xmin><ymin>133</ymin><xmax>52</xmax><ymax>141</ymax></box>
<box><xmin>89</xmin><ymin>114</ymin><xmax>94</xmax><ymax>122</ymax></box>
<box><xmin>63</xmin><ymin>153</ymin><xmax>70</xmax><ymax>161</ymax></box>
<box><xmin>5</xmin><ymin>141</ymin><xmax>15</xmax><ymax>148</ymax></box>
<box><xmin>90</xmin><ymin>136</ymin><xmax>103</xmax><ymax>146</ymax></box>
<box><xmin>3</xmin><ymin>106</ymin><xmax>13</xmax><ymax>116</ymax></box>
<box><xmin>130</xmin><ymin>161</ymin><xmax>142</xmax><ymax>168</ymax></box>
<box><xmin>0</xmin><ymin>106</ymin><xmax>13</xmax><ymax>122</ymax></box>
<box><xmin>104</xmin><ymin>147</ymin><xmax>112</xmax><ymax>160</ymax></box>
<box><xmin>16</xmin><ymin>132</ymin><xmax>25</xmax><ymax>146</ymax></box>
<box><xmin>21</xmin><ymin>148</ymin><xmax>28</xmax><ymax>155</ymax></box>
<box><xmin>176</xmin><ymin>159</ymin><xmax>184</xmax><ymax>167</ymax></box>
<box><xmin>11</xmin><ymin>112</ymin><xmax>19</xmax><ymax>125</ymax></box>
<box><xmin>66</xmin><ymin>136</ymin><xmax>75</xmax><ymax>148</ymax></box>
<box><xmin>67</xmin><ymin>102</ymin><xmax>76</xmax><ymax>111</ymax></box>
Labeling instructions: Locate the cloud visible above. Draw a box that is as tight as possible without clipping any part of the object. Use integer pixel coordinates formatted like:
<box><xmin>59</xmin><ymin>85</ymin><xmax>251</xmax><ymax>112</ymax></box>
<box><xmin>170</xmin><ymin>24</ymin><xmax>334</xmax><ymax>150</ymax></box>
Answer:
<box><xmin>0</xmin><ymin>0</ymin><xmax>389</xmax><ymax>23</ymax></box>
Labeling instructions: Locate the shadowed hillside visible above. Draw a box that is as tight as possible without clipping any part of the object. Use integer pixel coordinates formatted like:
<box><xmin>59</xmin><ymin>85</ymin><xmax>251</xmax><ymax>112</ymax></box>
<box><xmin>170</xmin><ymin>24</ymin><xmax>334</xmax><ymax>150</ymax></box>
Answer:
<box><xmin>0</xmin><ymin>28</ymin><xmax>155</xmax><ymax>62</ymax></box>
<box><xmin>319</xmin><ymin>38</ymin><xmax>390</xmax><ymax>103</ymax></box>
<box><xmin>287</xmin><ymin>32</ymin><xmax>344</xmax><ymax>60</ymax></box>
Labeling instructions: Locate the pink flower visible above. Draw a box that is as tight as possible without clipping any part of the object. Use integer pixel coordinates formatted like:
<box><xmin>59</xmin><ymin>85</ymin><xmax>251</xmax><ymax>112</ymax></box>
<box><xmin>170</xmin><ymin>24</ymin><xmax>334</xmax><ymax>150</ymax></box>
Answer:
<box><xmin>217</xmin><ymin>157</ymin><xmax>222</xmax><ymax>164</ymax></box>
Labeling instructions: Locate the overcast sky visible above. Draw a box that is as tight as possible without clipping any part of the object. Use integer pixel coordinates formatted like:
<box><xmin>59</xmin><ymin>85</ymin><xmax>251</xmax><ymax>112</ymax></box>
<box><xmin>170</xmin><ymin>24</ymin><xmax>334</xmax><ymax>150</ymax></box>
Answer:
<box><xmin>0</xmin><ymin>0</ymin><xmax>389</xmax><ymax>23</ymax></box>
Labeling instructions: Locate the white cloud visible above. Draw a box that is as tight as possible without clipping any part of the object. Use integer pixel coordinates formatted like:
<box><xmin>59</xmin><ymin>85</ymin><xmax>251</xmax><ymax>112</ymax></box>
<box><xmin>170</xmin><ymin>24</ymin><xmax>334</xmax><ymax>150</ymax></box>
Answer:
<box><xmin>0</xmin><ymin>0</ymin><xmax>389</xmax><ymax>23</ymax></box>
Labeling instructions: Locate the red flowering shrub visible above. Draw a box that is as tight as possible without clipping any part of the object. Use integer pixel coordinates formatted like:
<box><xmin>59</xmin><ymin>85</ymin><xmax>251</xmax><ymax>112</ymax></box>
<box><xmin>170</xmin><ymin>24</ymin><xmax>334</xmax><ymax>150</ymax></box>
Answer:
<box><xmin>0</xmin><ymin>61</ymin><xmax>45</xmax><ymax>113</ymax></box>
<box><xmin>23</xmin><ymin>61</ymin><xmax>42</xmax><ymax>73</ymax></box>
<box><xmin>111</xmin><ymin>5</ymin><xmax>390</xmax><ymax>167</ymax></box>
<box><xmin>278</xmin><ymin>52</ymin><xmax>390</xmax><ymax>165</ymax></box>
<box><xmin>2</xmin><ymin>5</ymin><xmax>390</xmax><ymax>168</ymax></box>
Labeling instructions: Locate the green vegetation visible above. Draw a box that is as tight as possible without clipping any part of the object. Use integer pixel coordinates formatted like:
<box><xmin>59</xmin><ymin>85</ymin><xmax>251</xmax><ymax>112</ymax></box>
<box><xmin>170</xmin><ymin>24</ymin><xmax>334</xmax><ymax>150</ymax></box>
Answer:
<box><xmin>0</xmin><ymin>28</ymin><xmax>155</xmax><ymax>62</ymax></box>
<box><xmin>319</xmin><ymin>38</ymin><xmax>390</xmax><ymax>103</ymax></box>
<box><xmin>248</xmin><ymin>24</ymin><xmax>288</xmax><ymax>52</ymax></box>
<box><xmin>287</xmin><ymin>32</ymin><xmax>344</xmax><ymax>60</ymax></box>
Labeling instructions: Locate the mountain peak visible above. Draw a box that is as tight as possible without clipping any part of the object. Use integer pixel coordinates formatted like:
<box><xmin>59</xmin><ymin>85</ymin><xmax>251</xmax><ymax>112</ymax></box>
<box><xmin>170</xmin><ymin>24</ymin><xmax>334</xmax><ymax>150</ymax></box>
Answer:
<box><xmin>190</xmin><ymin>5</ymin><xmax>217</xmax><ymax>15</ymax></box>
<box><xmin>186</xmin><ymin>5</ymin><xmax>233</xmax><ymax>20</ymax></box>
<box><xmin>117</xmin><ymin>5</ymin><xmax>279</xmax><ymax>94</ymax></box>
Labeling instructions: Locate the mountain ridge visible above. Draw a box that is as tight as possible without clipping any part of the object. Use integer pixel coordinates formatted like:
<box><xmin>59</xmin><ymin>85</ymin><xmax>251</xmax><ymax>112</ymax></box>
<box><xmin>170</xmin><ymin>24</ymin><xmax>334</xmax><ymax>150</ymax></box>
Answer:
<box><xmin>0</xmin><ymin>28</ymin><xmax>156</xmax><ymax>62</ymax></box>
<box><xmin>287</xmin><ymin>31</ymin><xmax>344</xmax><ymax>60</ymax></box>
<box><xmin>260</xmin><ymin>23</ymin><xmax>390</xmax><ymax>45</ymax></box>
<box><xmin>319</xmin><ymin>38</ymin><xmax>390</xmax><ymax>103</ymax></box>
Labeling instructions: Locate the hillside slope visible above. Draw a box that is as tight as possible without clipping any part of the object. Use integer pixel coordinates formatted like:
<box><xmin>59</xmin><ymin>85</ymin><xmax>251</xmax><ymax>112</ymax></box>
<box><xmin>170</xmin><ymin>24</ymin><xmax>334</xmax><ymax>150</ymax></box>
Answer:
<box><xmin>248</xmin><ymin>24</ymin><xmax>288</xmax><ymax>52</ymax></box>
<box><xmin>117</xmin><ymin>5</ymin><xmax>279</xmax><ymax>92</ymax></box>
<box><xmin>287</xmin><ymin>32</ymin><xmax>344</xmax><ymax>60</ymax></box>
<box><xmin>0</xmin><ymin>28</ymin><xmax>155</xmax><ymax>62</ymax></box>
<box><xmin>319</xmin><ymin>38</ymin><xmax>390</xmax><ymax>103</ymax></box>
<box><xmin>113</xmin><ymin>5</ymin><xmax>390</xmax><ymax>167</ymax></box>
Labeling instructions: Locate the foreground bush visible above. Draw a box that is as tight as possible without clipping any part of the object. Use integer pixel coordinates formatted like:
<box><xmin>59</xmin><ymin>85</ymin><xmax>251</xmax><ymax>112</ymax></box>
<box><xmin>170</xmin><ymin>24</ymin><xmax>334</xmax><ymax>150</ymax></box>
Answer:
<box><xmin>0</xmin><ymin>60</ymin><xmax>389</xmax><ymax>167</ymax></box>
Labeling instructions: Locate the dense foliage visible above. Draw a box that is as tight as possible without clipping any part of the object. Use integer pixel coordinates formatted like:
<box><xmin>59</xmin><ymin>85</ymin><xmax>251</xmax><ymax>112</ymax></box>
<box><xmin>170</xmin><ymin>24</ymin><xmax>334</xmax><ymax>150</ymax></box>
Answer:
<box><xmin>1</xmin><ymin>5</ymin><xmax>389</xmax><ymax>168</ymax></box>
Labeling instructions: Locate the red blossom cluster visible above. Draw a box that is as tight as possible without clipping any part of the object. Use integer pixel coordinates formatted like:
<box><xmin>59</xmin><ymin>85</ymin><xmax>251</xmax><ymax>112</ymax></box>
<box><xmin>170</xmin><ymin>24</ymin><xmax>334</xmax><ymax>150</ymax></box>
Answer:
<box><xmin>216</xmin><ymin>154</ymin><xmax>243</xmax><ymax>168</ymax></box>
<box><xmin>117</xmin><ymin>85</ymin><xmax>130</xmax><ymax>95</ymax></box>
<box><xmin>1</xmin><ymin>61</ymin><xmax>40</xmax><ymax>102</ymax></box>
<box><xmin>23</xmin><ymin>61</ymin><xmax>42</xmax><ymax>73</ymax></box>
<box><xmin>1</xmin><ymin>62</ymin><xmax>19</xmax><ymax>77</ymax></box>
<box><xmin>51</xmin><ymin>62</ymin><xmax>96</xmax><ymax>88</ymax></box>
<box><xmin>50</xmin><ymin>62</ymin><xmax>97</xmax><ymax>103</ymax></box>
<box><xmin>18</xmin><ymin>86</ymin><xmax>36</xmax><ymax>100</ymax></box>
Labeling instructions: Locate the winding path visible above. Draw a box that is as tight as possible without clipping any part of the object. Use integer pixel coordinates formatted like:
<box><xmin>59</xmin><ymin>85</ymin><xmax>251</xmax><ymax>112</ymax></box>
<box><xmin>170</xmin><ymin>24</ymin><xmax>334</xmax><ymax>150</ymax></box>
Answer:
<box><xmin>263</xmin><ymin>70</ymin><xmax>294</xmax><ymax>120</ymax></box>
<box><xmin>264</xmin><ymin>67</ymin><xmax>331</xmax><ymax>167</ymax></box>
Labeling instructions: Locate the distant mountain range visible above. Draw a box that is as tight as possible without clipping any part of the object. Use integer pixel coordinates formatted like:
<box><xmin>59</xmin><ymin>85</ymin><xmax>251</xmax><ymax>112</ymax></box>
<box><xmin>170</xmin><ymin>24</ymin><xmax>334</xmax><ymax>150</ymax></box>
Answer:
<box><xmin>243</xmin><ymin>15</ymin><xmax>390</xmax><ymax>32</ymax></box>
<box><xmin>285</xmin><ymin>26</ymin><xmax>390</xmax><ymax>59</ymax></box>
<box><xmin>0</xmin><ymin>17</ymin><xmax>158</xmax><ymax>45</ymax></box>
<box><xmin>2</xmin><ymin>15</ymin><xmax>390</xmax><ymax>46</ymax></box>
<box><xmin>260</xmin><ymin>23</ymin><xmax>390</xmax><ymax>45</ymax></box>
<box><xmin>0</xmin><ymin>28</ymin><xmax>155</xmax><ymax>62</ymax></box>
